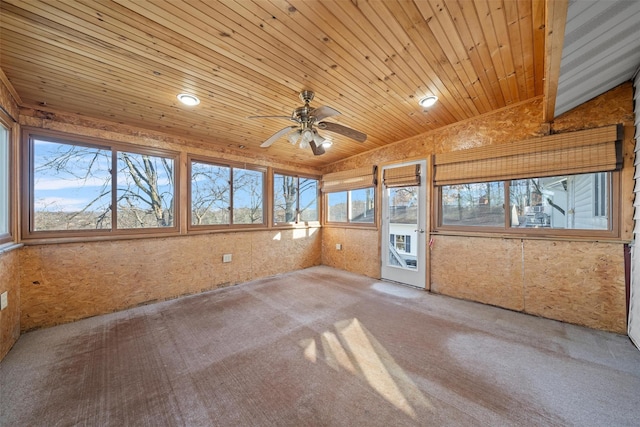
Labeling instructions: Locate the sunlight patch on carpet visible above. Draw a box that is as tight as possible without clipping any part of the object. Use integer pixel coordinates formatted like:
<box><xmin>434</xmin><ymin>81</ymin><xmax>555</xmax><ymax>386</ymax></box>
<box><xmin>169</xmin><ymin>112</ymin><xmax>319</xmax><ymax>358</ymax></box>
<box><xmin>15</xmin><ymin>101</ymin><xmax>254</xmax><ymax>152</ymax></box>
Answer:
<box><xmin>298</xmin><ymin>318</ymin><xmax>433</xmax><ymax>418</ymax></box>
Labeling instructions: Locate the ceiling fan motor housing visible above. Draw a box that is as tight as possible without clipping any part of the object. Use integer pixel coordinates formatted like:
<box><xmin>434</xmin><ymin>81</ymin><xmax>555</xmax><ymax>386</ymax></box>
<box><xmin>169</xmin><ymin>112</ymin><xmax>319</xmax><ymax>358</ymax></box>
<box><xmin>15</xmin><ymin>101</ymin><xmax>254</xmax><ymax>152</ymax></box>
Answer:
<box><xmin>299</xmin><ymin>90</ymin><xmax>315</xmax><ymax>104</ymax></box>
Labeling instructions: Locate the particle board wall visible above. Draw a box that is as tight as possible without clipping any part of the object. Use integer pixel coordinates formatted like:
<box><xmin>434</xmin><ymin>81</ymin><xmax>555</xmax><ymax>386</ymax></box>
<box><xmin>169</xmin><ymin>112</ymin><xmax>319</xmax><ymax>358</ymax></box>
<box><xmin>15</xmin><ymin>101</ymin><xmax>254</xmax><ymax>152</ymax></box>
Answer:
<box><xmin>19</xmin><ymin>228</ymin><xmax>321</xmax><ymax>331</ymax></box>
<box><xmin>0</xmin><ymin>249</ymin><xmax>21</xmax><ymax>359</ymax></box>
<box><xmin>321</xmin><ymin>227</ymin><xmax>379</xmax><ymax>278</ymax></box>
<box><xmin>523</xmin><ymin>240</ymin><xmax>626</xmax><ymax>333</ymax></box>
<box><xmin>322</xmin><ymin>96</ymin><xmax>547</xmax><ymax>175</ymax></box>
<box><xmin>15</xmin><ymin>106</ymin><xmax>324</xmax><ymax>331</ymax></box>
<box><xmin>321</xmin><ymin>82</ymin><xmax>634</xmax><ymax>334</ymax></box>
<box><xmin>430</xmin><ymin>236</ymin><xmax>626</xmax><ymax>333</ymax></box>
<box><xmin>430</xmin><ymin>236</ymin><xmax>525</xmax><ymax>312</ymax></box>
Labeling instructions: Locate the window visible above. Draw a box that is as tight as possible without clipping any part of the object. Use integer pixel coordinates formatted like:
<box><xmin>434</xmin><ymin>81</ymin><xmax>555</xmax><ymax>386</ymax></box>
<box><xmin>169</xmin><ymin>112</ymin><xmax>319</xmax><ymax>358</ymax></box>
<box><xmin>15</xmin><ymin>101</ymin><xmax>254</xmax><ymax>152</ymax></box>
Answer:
<box><xmin>25</xmin><ymin>131</ymin><xmax>178</xmax><ymax>238</ymax></box>
<box><xmin>326</xmin><ymin>188</ymin><xmax>375</xmax><ymax>224</ymax></box>
<box><xmin>273</xmin><ymin>173</ymin><xmax>319</xmax><ymax>224</ymax></box>
<box><xmin>190</xmin><ymin>159</ymin><xmax>265</xmax><ymax>227</ymax></box>
<box><xmin>510</xmin><ymin>173</ymin><xmax>610</xmax><ymax>230</ymax></box>
<box><xmin>117</xmin><ymin>151</ymin><xmax>175</xmax><ymax>229</ymax></box>
<box><xmin>327</xmin><ymin>191</ymin><xmax>347</xmax><ymax>222</ymax></box>
<box><xmin>0</xmin><ymin>122</ymin><xmax>10</xmax><ymax>243</ymax></box>
<box><xmin>438</xmin><ymin>172</ymin><xmax>614</xmax><ymax>233</ymax></box>
<box><xmin>441</xmin><ymin>182</ymin><xmax>505</xmax><ymax>227</ymax></box>
<box><xmin>593</xmin><ymin>172</ymin><xmax>607</xmax><ymax>218</ymax></box>
<box><xmin>390</xmin><ymin>234</ymin><xmax>411</xmax><ymax>253</ymax></box>
<box><xmin>434</xmin><ymin>125</ymin><xmax>622</xmax><ymax>237</ymax></box>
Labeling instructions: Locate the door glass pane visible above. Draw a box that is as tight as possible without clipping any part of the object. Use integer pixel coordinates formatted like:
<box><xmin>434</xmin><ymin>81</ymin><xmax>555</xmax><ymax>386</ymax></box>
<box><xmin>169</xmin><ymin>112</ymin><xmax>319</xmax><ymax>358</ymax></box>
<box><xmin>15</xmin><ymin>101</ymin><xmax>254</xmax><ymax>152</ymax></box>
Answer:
<box><xmin>388</xmin><ymin>186</ymin><xmax>418</xmax><ymax>269</ymax></box>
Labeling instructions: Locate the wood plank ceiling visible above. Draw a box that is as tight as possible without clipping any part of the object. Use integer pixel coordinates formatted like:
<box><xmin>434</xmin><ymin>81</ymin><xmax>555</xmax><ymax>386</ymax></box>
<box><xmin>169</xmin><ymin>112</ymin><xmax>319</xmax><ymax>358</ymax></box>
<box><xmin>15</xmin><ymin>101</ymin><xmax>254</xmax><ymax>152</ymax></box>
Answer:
<box><xmin>0</xmin><ymin>0</ymin><xmax>547</xmax><ymax>168</ymax></box>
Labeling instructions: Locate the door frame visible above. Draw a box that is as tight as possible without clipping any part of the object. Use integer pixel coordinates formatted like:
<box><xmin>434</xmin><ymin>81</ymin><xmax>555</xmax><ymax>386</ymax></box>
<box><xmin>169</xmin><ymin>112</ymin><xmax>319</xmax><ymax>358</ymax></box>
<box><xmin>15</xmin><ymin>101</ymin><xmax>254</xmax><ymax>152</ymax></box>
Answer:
<box><xmin>380</xmin><ymin>159</ymin><xmax>428</xmax><ymax>289</ymax></box>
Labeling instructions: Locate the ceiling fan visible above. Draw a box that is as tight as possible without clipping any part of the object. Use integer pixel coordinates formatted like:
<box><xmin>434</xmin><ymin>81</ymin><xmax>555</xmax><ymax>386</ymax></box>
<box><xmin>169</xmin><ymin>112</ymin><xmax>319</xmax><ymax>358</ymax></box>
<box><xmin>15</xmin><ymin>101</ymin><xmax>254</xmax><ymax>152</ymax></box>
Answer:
<box><xmin>250</xmin><ymin>90</ymin><xmax>367</xmax><ymax>156</ymax></box>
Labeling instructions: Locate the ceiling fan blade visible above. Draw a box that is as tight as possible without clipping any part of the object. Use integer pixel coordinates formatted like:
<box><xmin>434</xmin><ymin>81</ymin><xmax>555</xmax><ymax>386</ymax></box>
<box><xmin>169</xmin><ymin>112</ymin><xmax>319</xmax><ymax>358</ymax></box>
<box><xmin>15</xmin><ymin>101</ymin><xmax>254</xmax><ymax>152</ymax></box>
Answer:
<box><xmin>248</xmin><ymin>115</ymin><xmax>293</xmax><ymax>120</ymax></box>
<box><xmin>311</xmin><ymin>105</ymin><xmax>340</xmax><ymax>121</ymax></box>
<box><xmin>317</xmin><ymin>121</ymin><xmax>367</xmax><ymax>142</ymax></box>
<box><xmin>309</xmin><ymin>140</ymin><xmax>326</xmax><ymax>156</ymax></box>
<box><xmin>260</xmin><ymin>126</ymin><xmax>297</xmax><ymax>147</ymax></box>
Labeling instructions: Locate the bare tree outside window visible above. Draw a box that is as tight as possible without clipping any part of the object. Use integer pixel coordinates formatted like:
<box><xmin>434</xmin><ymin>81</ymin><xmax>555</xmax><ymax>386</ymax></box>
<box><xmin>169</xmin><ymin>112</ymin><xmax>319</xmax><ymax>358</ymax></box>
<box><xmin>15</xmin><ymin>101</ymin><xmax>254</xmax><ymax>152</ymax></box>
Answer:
<box><xmin>32</xmin><ymin>139</ymin><xmax>175</xmax><ymax>231</ymax></box>
<box><xmin>190</xmin><ymin>161</ymin><xmax>265</xmax><ymax>226</ymax></box>
<box><xmin>232</xmin><ymin>168</ymin><xmax>264</xmax><ymax>224</ymax></box>
<box><xmin>273</xmin><ymin>174</ymin><xmax>318</xmax><ymax>224</ymax></box>
<box><xmin>191</xmin><ymin>162</ymin><xmax>230</xmax><ymax>225</ymax></box>
<box><xmin>117</xmin><ymin>151</ymin><xmax>174</xmax><ymax>228</ymax></box>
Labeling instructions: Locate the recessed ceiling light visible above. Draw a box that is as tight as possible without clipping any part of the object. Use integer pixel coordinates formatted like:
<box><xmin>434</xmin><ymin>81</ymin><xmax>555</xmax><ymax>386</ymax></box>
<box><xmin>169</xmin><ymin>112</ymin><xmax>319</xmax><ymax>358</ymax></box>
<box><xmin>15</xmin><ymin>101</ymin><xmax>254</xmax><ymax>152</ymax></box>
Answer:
<box><xmin>419</xmin><ymin>95</ymin><xmax>438</xmax><ymax>108</ymax></box>
<box><xmin>177</xmin><ymin>93</ymin><xmax>200</xmax><ymax>106</ymax></box>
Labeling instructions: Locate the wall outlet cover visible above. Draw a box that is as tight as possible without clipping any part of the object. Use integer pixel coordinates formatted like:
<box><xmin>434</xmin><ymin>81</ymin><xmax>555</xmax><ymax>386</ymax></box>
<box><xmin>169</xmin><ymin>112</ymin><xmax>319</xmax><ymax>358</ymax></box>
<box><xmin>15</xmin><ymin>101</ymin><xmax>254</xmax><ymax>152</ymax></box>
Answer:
<box><xmin>223</xmin><ymin>254</ymin><xmax>232</xmax><ymax>263</ymax></box>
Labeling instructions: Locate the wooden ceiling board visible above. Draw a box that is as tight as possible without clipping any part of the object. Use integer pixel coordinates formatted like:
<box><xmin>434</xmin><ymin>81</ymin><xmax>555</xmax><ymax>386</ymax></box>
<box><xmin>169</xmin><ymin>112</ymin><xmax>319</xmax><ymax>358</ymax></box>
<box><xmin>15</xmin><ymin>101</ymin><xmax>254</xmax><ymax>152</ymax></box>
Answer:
<box><xmin>0</xmin><ymin>0</ymin><xmax>549</xmax><ymax>168</ymax></box>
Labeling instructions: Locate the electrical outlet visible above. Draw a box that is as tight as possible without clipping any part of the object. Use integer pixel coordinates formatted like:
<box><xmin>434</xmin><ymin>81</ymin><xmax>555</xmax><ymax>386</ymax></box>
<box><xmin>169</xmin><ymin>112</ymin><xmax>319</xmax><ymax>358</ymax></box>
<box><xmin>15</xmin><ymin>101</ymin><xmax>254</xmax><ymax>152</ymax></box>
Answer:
<box><xmin>222</xmin><ymin>254</ymin><xmax>232</xmax><ymax>263</ymax></box>
<box><xmin>336</xmin><ymin>243</ymin><xmax>342</xmax><ymax>250</ymax></box>
<box><xmin>0</xmin><ymin>291</ymin><xmax>7</xmax><ymax>310</ymax></box>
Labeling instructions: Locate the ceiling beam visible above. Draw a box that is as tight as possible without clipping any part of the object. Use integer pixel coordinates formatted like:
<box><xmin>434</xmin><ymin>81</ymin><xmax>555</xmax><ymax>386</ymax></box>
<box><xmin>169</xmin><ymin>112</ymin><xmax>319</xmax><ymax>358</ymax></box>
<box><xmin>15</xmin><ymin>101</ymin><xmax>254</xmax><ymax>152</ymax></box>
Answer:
<box><xmin>543</xmin><ymin>0</ymin><xmax>569</xmax><ymax>123</ymax></box>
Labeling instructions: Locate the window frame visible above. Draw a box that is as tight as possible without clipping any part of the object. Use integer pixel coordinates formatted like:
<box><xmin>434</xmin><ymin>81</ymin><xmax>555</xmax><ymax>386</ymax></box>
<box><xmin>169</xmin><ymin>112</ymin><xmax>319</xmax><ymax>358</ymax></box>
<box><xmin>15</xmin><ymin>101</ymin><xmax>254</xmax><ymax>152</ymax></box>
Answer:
<box><xmin>434</xmin><ymin>171</ymin><xmax>621</xmax><ymax>239</ymax></box>
<box><xmin>323</xmin><ymin>186</ymin><xmax>377</xmax><ymax>227</ymax></box>
<box><xmin>0</xmin><ymin>113</ymin><xmax>13</xmax><ymax>246</ymax></box>
<box><xmin>272</xmin><ymin>170</ymin><xmax>320</xmax><ymax>227</ymax></box>
<box><xmin>22</xmin><ymin>128</ymin><xmax>181</xmax><ymax>241</ymax></box>
<box><xmin>188</xmin><ymin>155</ymin><xmax>268</xmax><ymax>231</ymax></box>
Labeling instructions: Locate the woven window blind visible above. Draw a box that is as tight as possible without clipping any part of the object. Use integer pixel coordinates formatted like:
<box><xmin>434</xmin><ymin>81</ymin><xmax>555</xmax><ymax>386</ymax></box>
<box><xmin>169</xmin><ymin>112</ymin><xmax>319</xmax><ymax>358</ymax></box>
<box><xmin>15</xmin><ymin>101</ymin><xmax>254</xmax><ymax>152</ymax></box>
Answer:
<box><xmin>383</xmin><ymin>164</ymin><xmax>421</xmax><ymax>187</ymax></box>
<box><xmin>434</xmin><ymin>125</ymin><xmax>622</xmax><ymax>186</ymax></box>
<box><xmin>321</xmin><ymin>165</ymin><xmax>377</xmax><ymax>192</ymax></box>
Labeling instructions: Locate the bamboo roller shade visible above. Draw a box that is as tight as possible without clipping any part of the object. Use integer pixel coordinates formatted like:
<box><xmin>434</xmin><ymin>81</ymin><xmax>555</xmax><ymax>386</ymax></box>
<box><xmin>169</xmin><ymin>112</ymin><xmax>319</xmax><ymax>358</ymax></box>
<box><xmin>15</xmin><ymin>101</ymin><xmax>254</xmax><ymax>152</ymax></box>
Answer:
<box><xmin>383</xmin><ymin>164</ymin><xmax>421</xmax><ymax>188</ymax></box>
<box><xmin>321</xmin><ymin>166</ymin><xmax>377</xmax><ymax>192</ymax></box>
<box><xmin>434</xmin><ymin>125</ymin><xmax>623</xmax><ymax>186</ymax></box>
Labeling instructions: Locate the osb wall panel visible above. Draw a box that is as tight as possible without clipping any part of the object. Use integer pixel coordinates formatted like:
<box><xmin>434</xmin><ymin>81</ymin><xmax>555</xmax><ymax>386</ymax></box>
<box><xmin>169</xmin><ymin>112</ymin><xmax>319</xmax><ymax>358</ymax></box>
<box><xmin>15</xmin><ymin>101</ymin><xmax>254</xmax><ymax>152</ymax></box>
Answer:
<box><xmin>323</xmin><ymin>97</ymin><xmax>546</xmax><ymax>174</ymax></box>
<box><xmin>523</xmin><ymin>240</ymin><xmax>626</xmax><ymax>333</ymax></box>
<box><xmin>320</xmin><ymin>82</ymin><xmax>633</xmax><ymax>333</ymax></box>
<box><xmin>321</xmin><ymin>227</ymin><xmax>379</xmax><ymax>278</ymax></box>
<box><xmin>20</xmin><ymin>228</ymin><xmax>321</xmax><ymax>331</ymax></box>
<box><xmin>0</xmin><ymin>250</ymin><xmax>21</xmax><ymax>360</ymax></box>
<box><xmin>552</xmin><ymin>83</ymin><xmax>634</xmax><ymax>133</ymax></box>
<box><xmin>430</xmin><ymin>235</ymin><xmax>524</xmax><ymax>311</ymax></box>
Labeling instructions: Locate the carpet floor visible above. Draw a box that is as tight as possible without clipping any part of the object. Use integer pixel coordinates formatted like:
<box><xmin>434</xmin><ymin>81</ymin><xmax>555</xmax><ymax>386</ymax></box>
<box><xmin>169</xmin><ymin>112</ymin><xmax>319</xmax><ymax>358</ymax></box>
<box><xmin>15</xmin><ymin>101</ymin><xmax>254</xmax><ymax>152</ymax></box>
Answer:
<box><xmin>1</xmin><ymin>266</ymin><xmax>639</xmax><ymax>426</ymax></box>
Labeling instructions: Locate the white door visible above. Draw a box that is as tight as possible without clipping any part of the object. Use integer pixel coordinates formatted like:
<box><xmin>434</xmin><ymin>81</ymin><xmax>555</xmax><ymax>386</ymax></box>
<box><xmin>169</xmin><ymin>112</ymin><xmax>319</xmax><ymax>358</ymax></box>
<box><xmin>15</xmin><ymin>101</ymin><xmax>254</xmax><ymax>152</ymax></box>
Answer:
<box><xmin>381</xmin><ymin>160</ymin><xmax>427</xmax><ymax>288</ymax></box>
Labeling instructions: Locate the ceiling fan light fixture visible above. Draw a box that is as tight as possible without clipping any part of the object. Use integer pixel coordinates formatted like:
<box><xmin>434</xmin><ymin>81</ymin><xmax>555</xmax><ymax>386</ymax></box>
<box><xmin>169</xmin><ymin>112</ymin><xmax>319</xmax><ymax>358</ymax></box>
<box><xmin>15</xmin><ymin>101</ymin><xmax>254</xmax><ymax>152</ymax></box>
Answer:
<box><xmin>321</xmin><ymin>140</ymin><xmax>333</xmax><ymax>148</ymax></box>
<box><xmin>419</xmin><ymin>95</ymin><xmax>438</xmax><ymax>108</ymax></box>
<box><xmin>300</xmin><ymin>129</ymin><xmax>314</xmax><ymax>149</ymax></box>
<box><xmin>313</xmin><ymin>131</ymin><xmax>325</xmax><ymax>145</ymax></box>
<box><xmin>177</xmin><ymin>93</ymin><xmax>200</xmax><ymax>106</ymax></box>
<box><xmin>288</xmin><ymin>129</ymin><xmax>301</xmax><ymax>145</ymax></box>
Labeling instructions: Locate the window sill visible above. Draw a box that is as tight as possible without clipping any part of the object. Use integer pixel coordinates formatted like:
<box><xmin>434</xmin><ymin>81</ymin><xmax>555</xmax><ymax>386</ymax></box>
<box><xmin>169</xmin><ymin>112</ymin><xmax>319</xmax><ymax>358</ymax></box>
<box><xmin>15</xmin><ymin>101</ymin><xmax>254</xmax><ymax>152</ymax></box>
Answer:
<box><xmin>0</xmin><ymin>242</ymin><xmax>23</xmax><ymax>254</ymax></box>
<box><xmin>323</xmin><ymin>223</ymin><xmax>378</xmax><ymax>230</ymax></box>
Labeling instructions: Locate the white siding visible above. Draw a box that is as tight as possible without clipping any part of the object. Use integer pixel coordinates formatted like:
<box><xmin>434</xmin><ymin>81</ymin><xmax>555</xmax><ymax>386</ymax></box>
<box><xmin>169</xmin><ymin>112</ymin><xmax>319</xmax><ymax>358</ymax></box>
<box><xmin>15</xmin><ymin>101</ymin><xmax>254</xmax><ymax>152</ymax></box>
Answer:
<box><xmin>629</xmin><ymin>67</ymin><xmax>640</xmax><ymax>349</ymax></box>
